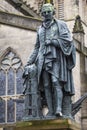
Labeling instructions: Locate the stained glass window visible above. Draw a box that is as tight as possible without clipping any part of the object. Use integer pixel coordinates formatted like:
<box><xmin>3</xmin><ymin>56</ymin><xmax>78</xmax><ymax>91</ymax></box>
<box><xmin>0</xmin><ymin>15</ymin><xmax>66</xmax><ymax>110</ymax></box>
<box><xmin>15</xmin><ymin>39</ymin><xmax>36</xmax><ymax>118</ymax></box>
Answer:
<box><xmin>8</xmin><ymin>68</ymin><xmax>14</xmax><ymax>95</ymax></box>
<box><xmin>16</xmin><ymin>68</ymin><xmax>23</xmax><ymax>94</ymax></box>
<box><xmin>0</xmin><ymin>70</ymin><xmax>6</xmax><ymax>96</ymax></box>
<box><xmin>0</xmin><ymin>49</ymin><xmax>24</xmax><ymax>124</ymax></box>
<box><xmin>0</xmin><ymin>99</ymin><xmax>5</xmax><ymax>123</ymax></box>
<box><xmin>16</xmin><ymin>102</ymin><xmax>24</xmax><ymax>121</ymax></box>
<box><xmin>7</xmin><ymin>100</ymin><xmax>15</xmax><ymax>122</ymax></box>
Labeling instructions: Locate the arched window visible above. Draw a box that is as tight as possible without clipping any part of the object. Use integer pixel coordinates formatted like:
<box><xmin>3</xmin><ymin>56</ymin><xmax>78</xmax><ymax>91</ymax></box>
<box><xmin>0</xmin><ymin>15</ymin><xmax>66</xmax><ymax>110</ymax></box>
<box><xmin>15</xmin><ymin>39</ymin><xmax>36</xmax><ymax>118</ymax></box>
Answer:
<box><xmin>58</xmin><ymin>0</ymin><xmax>64</xmax><ymax>20</ymax></box>
<box><xmin>0</xmin><ymin>48</ymin><xmax>24</xmax><ymax>123</ymax></box>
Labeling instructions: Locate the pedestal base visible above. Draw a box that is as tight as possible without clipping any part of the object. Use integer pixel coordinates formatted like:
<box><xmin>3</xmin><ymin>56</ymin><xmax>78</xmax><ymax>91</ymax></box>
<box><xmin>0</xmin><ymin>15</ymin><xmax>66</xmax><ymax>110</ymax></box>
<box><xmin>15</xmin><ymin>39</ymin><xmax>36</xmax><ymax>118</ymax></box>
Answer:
<box><xmin>1</xmin><ymin>119</ymin><xmax>81</xmax><ymax>130</ymax></box>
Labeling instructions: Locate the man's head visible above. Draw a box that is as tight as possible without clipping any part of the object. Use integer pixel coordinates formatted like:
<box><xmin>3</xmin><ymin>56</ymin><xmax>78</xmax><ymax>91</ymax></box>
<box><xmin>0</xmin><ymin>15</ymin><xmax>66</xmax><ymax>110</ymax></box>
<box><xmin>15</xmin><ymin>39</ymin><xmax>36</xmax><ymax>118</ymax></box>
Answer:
<box><xmin>41</xmin><ymin>3</ymin><xmax>55</xmax><ymax>21</ymax></box>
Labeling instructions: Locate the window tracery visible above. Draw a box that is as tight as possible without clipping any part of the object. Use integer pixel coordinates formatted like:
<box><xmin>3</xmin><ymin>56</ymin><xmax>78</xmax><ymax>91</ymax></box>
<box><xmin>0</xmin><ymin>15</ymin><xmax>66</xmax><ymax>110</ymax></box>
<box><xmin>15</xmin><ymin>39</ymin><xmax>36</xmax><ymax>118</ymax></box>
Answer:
<box><xmin>0</xmin><ymin>49</ymin><xmax>24</xmax><ymax>123</ymax></box>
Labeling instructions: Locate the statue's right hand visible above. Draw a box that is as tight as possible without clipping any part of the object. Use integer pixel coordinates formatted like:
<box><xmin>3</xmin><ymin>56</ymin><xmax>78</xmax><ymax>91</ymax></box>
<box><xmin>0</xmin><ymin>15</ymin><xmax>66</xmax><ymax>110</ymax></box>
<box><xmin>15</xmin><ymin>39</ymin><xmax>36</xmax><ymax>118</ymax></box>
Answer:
<box><xmin>23</xmin><ymin>65</ymin><xmax>30</xmax><ymax>78</ymax></box>
<box><xmin>25</xmin><ymin>61</ymin><xmax>33</xmax><ymax>66</ymax></box>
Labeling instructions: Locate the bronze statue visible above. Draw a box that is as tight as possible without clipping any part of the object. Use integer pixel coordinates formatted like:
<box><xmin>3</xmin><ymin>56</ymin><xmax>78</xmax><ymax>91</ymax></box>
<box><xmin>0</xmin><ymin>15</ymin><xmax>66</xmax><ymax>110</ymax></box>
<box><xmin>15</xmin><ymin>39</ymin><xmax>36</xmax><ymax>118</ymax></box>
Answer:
<box><xmin>23</xmin><ymin>3</ymin><xmax>76</xmax><ymax>119</ymax></box>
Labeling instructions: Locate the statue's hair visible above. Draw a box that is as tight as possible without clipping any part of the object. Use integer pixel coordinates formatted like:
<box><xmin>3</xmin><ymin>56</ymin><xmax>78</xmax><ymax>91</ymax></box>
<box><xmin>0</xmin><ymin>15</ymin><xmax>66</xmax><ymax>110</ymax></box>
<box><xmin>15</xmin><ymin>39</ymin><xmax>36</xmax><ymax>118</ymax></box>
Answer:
<box><xmin>41</xmin><ymin>3</ymin><xmax>55</xmax><ymax>15</ymax></box>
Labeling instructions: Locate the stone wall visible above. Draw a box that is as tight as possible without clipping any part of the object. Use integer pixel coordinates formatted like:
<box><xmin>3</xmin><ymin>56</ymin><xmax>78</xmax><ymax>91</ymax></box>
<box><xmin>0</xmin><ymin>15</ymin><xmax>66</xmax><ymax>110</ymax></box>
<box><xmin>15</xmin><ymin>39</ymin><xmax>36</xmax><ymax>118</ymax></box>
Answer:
<box><xmin>81</xmin><ymin>119</ymin><xmax>87</xmax><ymax>130</ymax></box>
<box><xmin>25</xmin><ymin>0</ymin><xmax>38</xmax><ymax>10</ymax></box>
<box><xmin>0</xmin><ymin>0</ymin><xmax>23</xmax><ymax>15</ymax></box>
<box><xmin>64</xmin><ymin>0</ymin><xmax>79</xmax><ymax>20</ymax></box>
<box><xmin>73</xmin><ymin>51</ymin><xmax>81</xmax><ymax>123</ymax></box>
<box><xmin>83</xmin><ymin>23</ymin><xmax>87</xmax><ymax>47</ymax></box>
<box><xmin>24</xmin><ymin>0</ymin><xmax>43</xmax><ymax>13</ymax></box>
<box><xmin>79</xmin><ymin>0</ymin><xmax>87</xmax><ymax>25</ymax></box>
<box><xmin>80</xmin><ymin>54</ymin><xmax>87</xmax><ymax>130</ymax></box>
<box><xmin>0</xmin><ymin>24</ymin><xmax>36</xmax><ymax>66</ymax></box>
<box><xmin>54</xmin><ymin>0</ymin><xmax>87</xmax><ymax>47</ymax></box>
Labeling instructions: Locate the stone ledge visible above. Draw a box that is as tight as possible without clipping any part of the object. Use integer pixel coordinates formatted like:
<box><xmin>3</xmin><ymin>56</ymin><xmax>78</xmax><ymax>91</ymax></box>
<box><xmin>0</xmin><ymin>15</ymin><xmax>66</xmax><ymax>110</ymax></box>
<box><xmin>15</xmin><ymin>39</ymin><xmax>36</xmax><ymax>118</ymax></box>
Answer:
<box><xmin>0</xmin><ymin>11</ymin><xmax>42</xmax><ymax>31</ymax></box>
<box><xmin>1</xmin><ymin>119</ymin><xmax>81</xmax><ymax>130</ymax></box>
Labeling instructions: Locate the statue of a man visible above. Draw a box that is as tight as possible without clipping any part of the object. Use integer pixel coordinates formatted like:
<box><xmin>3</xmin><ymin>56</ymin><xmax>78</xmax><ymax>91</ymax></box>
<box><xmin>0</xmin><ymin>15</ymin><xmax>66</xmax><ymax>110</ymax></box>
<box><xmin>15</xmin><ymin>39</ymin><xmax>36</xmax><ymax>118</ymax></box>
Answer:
<box><xmin>24</xmin><ymin>3</ymin><xmax>76</xmax><ymax>119</ymax></box>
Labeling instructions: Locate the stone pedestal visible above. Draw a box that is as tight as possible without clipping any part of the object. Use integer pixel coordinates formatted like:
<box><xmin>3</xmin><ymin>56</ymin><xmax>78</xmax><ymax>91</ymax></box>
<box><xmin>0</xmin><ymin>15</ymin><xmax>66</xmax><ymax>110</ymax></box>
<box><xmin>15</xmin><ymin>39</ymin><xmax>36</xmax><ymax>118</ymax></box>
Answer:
<box><xmin>2</xmin><ymin>119</ymin><xmax>81</xmax><ymax>130</ymax></box>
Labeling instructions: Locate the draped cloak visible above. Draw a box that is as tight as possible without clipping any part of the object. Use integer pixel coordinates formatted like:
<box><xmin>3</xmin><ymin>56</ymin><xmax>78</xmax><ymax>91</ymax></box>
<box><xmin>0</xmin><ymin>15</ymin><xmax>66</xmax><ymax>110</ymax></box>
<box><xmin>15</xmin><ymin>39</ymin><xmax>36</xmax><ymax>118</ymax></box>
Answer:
<box><xmin>28</xmin><ymin>19</ymin><xmax>76</xmax><ymax>95</ymax></box>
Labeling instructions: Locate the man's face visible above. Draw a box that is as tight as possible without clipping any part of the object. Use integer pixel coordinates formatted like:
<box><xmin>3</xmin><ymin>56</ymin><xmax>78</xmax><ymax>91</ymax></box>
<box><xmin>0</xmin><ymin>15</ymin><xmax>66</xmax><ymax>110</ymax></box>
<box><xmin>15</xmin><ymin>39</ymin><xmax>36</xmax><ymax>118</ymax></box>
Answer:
<box><xmin>42</xmin><ymin>8</ymin><xmax>54</xmax><ymax>21</ymax></box>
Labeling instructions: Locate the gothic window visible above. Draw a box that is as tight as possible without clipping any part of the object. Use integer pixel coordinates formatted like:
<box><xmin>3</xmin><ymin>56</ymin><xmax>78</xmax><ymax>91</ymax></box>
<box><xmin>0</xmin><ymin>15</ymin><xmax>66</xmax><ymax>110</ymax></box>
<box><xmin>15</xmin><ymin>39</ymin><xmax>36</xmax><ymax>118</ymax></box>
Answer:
<box><xmin>58</xmin><ymin>0</ymin><xmax>64</xmax><ymax>20</ymax></box>
<box><xmin>0</xmin><ymin>49</ymin><xmax>24</xmax><ymax>123</ymax></box>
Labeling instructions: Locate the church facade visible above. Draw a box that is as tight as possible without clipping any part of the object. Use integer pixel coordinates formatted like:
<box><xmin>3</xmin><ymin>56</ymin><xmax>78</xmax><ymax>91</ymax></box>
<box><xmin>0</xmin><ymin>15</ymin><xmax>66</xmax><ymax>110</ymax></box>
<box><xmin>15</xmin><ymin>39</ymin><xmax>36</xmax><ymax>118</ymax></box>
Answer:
<box><xmin>0</xmin><ymin>0</ymin><xmax>87</xmax><ymax>130</ymax></box>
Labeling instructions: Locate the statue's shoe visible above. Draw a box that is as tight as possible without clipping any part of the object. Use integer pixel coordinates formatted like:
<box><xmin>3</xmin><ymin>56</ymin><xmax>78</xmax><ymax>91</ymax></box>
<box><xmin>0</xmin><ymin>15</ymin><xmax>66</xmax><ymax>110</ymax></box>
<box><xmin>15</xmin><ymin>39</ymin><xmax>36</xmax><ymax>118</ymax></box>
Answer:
<box><xmin>55</xmin><ymin>111</ymin><xmax>63</xmax><ymax>117</ymax></box>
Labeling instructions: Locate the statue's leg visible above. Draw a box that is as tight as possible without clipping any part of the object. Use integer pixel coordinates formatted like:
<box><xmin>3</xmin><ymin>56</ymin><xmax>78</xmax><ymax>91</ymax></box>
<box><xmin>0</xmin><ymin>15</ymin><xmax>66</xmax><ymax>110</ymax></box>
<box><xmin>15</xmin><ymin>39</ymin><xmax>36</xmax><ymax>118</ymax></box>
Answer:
<box><xmin>42</xmin><ymin>70</ymin><xmax>53</xmax><ymax>116</ymax></box>
<box><xmin>62</xmin><ymin>93</ymin><xmax>73</xmax><ymax>119</ymax></box>
<box><xmin>52</xmin><ymin>76</ymin><xmax>63</xmax><ymax>117</ymax></box>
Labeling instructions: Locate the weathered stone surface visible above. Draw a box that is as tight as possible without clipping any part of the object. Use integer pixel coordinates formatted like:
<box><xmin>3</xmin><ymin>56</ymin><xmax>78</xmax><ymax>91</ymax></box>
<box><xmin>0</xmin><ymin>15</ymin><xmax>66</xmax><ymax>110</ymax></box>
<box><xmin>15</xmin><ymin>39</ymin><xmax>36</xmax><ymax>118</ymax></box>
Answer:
<box><xmin>0</xmin><ymin>11</ymin><xmax>41</xmax><ymax>31</ymax></box>
<box><xmin>1</xmin><ymin>119</ymin><xmax>81</xmax><ymax>130</ymax></box>
<box><xmin>0</xmin><ymin>24</ymin><xmax>37</xmax><ymax>65</ymax></box>
<box><xmin>0</xmin><ymin>0</ymin><xmax>23</xmax><ymax>15</ymax></box>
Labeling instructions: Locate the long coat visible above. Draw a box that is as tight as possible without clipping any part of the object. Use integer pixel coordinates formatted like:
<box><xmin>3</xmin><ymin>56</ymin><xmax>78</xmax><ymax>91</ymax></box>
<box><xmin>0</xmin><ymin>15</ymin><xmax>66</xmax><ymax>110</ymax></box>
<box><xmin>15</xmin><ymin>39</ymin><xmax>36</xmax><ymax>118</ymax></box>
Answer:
<box><xmin>27</xmin><ymin>19</ymin><xmax>76</xmax><ymax>95</ymax></box>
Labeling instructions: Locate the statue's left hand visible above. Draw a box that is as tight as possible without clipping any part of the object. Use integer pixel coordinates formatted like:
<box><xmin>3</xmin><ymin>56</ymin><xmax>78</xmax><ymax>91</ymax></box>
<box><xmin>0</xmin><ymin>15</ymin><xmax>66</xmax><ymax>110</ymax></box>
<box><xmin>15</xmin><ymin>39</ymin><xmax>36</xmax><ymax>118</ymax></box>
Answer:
<box><xmin>45</xmin><ymin>39</ymin><xmax>60</xmax><ymax>48</ymax></box>
<box><xmin>45</xmin><ymin>39</ymin><xmax>51</xmax><ymax>46</ymax></box>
